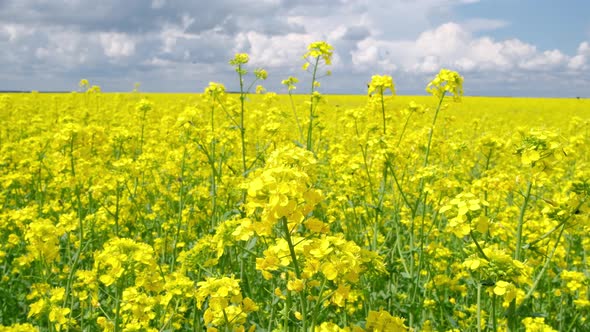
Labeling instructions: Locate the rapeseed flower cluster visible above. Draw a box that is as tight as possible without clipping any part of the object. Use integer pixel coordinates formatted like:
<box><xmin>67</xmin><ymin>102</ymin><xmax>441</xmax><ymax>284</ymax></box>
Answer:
<box><xmin>196</xmin><ymin>276</ymin><xmax>258</xmax><ymax>330</ymax></box>
<box><xmin>367</xmin><ymin>75</ymin><xmax>395</xmax><ymax>97</ymax></box>
<box><xmin>303</xmin><ymin>41</ymin><xmax>334</xmax><ymax>68</ymax></box>
<box><xmin>439</xmin><ymin>192</ymin><xmax>489</xmax><ymax>237</ymax></box>
<box><xmin>426</xmin><ymin>68</ymin><xmax>464</xmax><ymax>100</ymax></box>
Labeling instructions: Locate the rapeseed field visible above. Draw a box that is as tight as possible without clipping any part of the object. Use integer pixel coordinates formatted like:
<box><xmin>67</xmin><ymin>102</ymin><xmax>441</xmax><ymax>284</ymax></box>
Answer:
<box><xmin>0</xmin><ymin>42</ymin><xmax>589</xmax><ymax>332</ymax></box>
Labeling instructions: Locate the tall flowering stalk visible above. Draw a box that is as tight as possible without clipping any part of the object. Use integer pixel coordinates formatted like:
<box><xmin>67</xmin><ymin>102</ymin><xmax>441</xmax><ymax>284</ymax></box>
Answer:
<box><xmin>229</xmin><ymin>53</ymin><xmax>268</xmax><ymax>175</ymax></box>
<box><xmin>302</xmin><ymin>41</ymin><xmax>333</xmax><ymax>152</ymax></box>
<box><xmin>282</xmin><ymin>76</ymin><xmax>304</xmax><ymax>143</ymax></box>
<box><xmin>424</xmin><ymin>69</ymin><xmax>464</xmax><ymax>168</ymax></box>
<box><xmin>135</xmin><ymin>98</ymin><xmax>154</xmax><ymax>158</ymax></box>
<box><xmin>367</xmin><ymin>75</ymin><xmax>395</xmax><ymax>135</ymax></box>
<box><xmin>407</xmin><ymin>69</ymin><xmax>463</xmax><ymax>326</ymax></box>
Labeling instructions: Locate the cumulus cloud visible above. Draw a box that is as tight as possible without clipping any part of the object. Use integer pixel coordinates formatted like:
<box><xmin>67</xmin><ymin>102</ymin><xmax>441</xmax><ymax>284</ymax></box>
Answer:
<box><xmin>100</xmin><ymin>33</ymin><xmax>136</xmax><ymax>58</ymax></box>
<box><xmin>567</xmin><ymin>41</ymin><xmax>590</xmax><ymax>70</ymax></box>
<box><xmin>235</xmin><ymin>32</ymin><xmax>315</xmax><ymax>68</ymax></box>
<box><xmin>352</xmin><ymin>22</ymin><xmax>575</xmax><ymax>74</ymax></box>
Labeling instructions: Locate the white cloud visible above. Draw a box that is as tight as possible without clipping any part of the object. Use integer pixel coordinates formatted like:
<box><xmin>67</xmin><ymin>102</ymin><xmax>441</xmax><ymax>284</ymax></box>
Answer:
<box><xmin>235</xmin><ymin>31</ymin><xmax>314</xmax><ymax>67</ymax></box>
<box><xmin>234</xmin><ymin>24</ymin><xmax>349</xmax><ymax>69</ymax></box>
<box><xmin>352</xmin><ymin>22</ymin><xmax>573</xmax><ymax>74</ymax></box>
<box><xmin>100</xmin><ymin>33</ymin><xmax>135</xmax><ymax>58</ymax></box>
<box><xmin>416</xmin><ymin>22</ymin><xmax>470</xmax><ymax>58</ymax></box>
<box><xmin>567</xmin><ymin>41</ymin><xmax>590</xmax><ymax>70</ymax></box>
<box><xmin>286</xmin><ymin>12</ymin><xmax>368</xmax><ymax>39</ymax></box>
<box><xmin>568</xmin><ymin>55</ymin><xmax>586</xmax><ymax>70</ymax></box>
<box><xmin>151</xmin><ymin>0</ymin><xmax>166</xmax><ymax>9</ymax></box>
<box><xmin>365</xmin><ymin>0</ymin><xmax>481</xmax><ymax>40</ymax></box>
<box><xmin>462</xmin><ymin>18</ymin><xmax>509</xmax><ymax>32</ymax></box>
<box><xmin>35</xmin><ymin>29</ymin><xmax>92</xmax><ymax>65</ymax></box>
<box><xmin>520</xmin><ymin>49</ymin><xmax>567</xmax><ymax>70</ymax></box>
<box><xmin>160</xmin><ymin>26</ymin><xmax>188</xmax><ymax>54</ymax></box>
<box><xmin>497</xmin><ymin>39</ymin><xmax>536</xmax><ymax>59</ymax></box>
<box><xmin>144</xmin><ymin>57</ymin><xmax>174</xmax><ymax>67</ymax></box>
<box><xmin>0</xmin><ymin>23</ymin><xmax>34</xmax><ymax>42</ymax></box>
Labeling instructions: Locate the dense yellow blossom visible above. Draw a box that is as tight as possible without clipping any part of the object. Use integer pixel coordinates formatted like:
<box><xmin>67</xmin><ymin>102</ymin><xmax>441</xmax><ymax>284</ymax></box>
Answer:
<box><xmin>0</xmin><ymin>43</ymin><xmax>589</xmax><ymax>332</ymax></box>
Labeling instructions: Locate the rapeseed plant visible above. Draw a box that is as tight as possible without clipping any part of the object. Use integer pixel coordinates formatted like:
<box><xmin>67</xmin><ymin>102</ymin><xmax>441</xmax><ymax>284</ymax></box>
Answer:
<box><xmin>367</xmin><ymin>75</ymin><xmax>395</xmax><ymax>135</ymax></box>
<box><xmin>302</xmin><ymin>41</ymin><xmax>333</xmax><ymax>151</ymax></box>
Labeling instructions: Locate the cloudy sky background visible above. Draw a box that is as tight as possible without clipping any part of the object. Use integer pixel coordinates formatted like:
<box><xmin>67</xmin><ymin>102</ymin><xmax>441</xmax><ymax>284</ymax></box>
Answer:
<box><xmin>1</xmin><ymin>0</ymin><xmax>589</xmax><ymax>96</ymax></box>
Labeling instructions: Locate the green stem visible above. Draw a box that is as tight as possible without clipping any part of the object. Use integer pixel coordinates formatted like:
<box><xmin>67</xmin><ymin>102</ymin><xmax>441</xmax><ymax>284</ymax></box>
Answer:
<box><xmin>289</xmin><ymin>91</ymin><xmax>304</xmax><ymax>143</ymax></box>
<box><xmin>114</xmin><ymin>281</ymin><xmax>122</xmax><ymax>332</ymax></box>
<box><xmin>310</xmin><ymin>278</ymin><xmax>328</xmax><ymax>330</ymax></box>
<box><xmin>282</xmin><ymin>218</ymin><xmax>300</xmax><ymax>278</ymax></box>
<box><xmin>385</xmin><ymin>161</ymin><xmax>413</xmax><ymax>212</ymax></box>
<box><xmin>380</xmin><ymin>90</ymin><xmax>386</xmax><ymax>135</ymax></box>
<box><xmin>114</xmin><ymin>184</ymin><xmax>121</xmax><ymax>237</ymax></box>
<box><xmin>210</xmin><ymin>106</ymin><xmax>218</xmax><ymax>227</ymax></box>
<box><xmin>69</xmin><ymin>134</ymin><xmax>76</xmax><ymax>177</ymax></box>
<box><xmin>213</xmin><ymin>95</ymin><xmax>240</xmax><ymax>128</ymax></box>
<box><xmin>508</xmin><ymin>180</ymin><xmax>533</xmax><ymax>332</ymax></box>
<box><xmin>238</xmin><ymin>65</ymin><xmax>247</xmax><ymax>175</ymax></box>
<box><xmin>222</xmin><ymin>308</ymin><xmax>230</xmax><ymax>328</ymax></box>
<box><xmin>424</xmin><ymin>91</ymin><xmax>446</xmax><ymax>168</ymax></box>
<box><xmin>397</xmin><ymin>111</ymin><xmax>415</xmax><ymax>145</ymax></box>
<box><xmin>566</xmin><ymin>312</ymin><xmax>581</xmax><ymax>332</ymax></box>
<box><xmin>517</xmin><ymin>220</ymin><xmax>567</xmax><ymax>310</ymax></box>
<box><xmin>407</xmin><ymin>92</ymin><xmax>447</xmax><ymax>328</ymax></box>
<box><xmin>411</xmin><ymin>92</ymin><xmax>447</xmax><ymax>220</ymax></box>
<box><xmin>514</xmin><ymin>181</ymin><xmax>533</xmax><ymax>261</ymax></box>
<box><xmin>284</xmin><ymin>282</ymin><xmax>291</xmax><ymax>331</ymax></box>
<box><xmin>245</xmin><ymin>77</ymin><xmax>260</xmax><ymax>95</ymax></box>
<box><xmin>491</xmin><ymin>294</ymin><xmax>497</xmax><ymax>332</ymax></box>
<box><xmin>306</xmin><ymin>56</ymin><xmax>320</xmax><ymax>151</ymax></box>
<box><xmin>170</xmin><ymin>146</ymin><xmax>187</xmax><ymax>271</ymax></box>
<box><xmin>477</xmin><ymin>281</ymin><xmax>482</xmax><ymax>332</ymax></box>
<box><xmin>483</xmin><ymin>148</ymin><xmax>493</xmax><ymax>217</ymax></box>
<box><xmin>470</xmin><ymin>230</ymin><xmax>490</xmax><ymax>261</ymax></box>
<box><xmin>281</xmin><ymin>217</ymin><xmax>307</xmax><ymax>330</ymax></box>
<box><xmin>139</xmin><ymin>109</ymin><xmax>147</xmax><ymax>157</ymax></box>
<box><xmin>525</xmin><ymin>198</ymin><xmax>585</xmax><ymax>248</ymax></box>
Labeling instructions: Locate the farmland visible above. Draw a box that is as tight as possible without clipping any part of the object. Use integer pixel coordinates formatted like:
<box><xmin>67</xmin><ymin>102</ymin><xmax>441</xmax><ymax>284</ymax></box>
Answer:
<box><xmin>1</xmin><ymin>47</ymin><xmax>590</xmax><ymax>332</ymax></box>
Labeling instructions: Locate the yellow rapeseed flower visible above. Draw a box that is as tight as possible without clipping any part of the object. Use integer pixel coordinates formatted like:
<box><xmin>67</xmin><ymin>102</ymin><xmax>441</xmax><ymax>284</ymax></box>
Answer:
<box><xmin>426</xmin><ymin>68</ymin><xmax>464</xmax><ymax>101</ymax></box>
<box><xmin>303</xmin><ymin>41</ymin><xmax>334</xmax><ymax>66</ymax></box>
<box><xmin>367</xmin><ymin>75</ymin><xmax>395</xmax><ymax>96</ymax></box>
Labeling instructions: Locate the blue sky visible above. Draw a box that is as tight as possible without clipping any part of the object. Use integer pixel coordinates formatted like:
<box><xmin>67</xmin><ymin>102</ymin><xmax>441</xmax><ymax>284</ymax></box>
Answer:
<box><xmin>455</xmin><ymin>1</ymin><xmax>590</xmax><ymax>54</ymax></box>
<box><xmin>0</xmin><ymin>0</ymin><xmax>589</xmax><ymax>97</ymax></box>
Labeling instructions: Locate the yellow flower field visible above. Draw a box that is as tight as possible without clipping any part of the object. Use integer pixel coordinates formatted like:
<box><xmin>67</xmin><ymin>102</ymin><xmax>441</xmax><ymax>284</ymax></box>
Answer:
<box><xmin>1</xmin><ymin>43</ymin><xmax>589</xmax><ymax>332</ymax></box>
